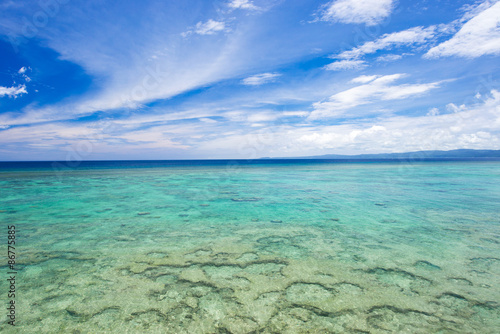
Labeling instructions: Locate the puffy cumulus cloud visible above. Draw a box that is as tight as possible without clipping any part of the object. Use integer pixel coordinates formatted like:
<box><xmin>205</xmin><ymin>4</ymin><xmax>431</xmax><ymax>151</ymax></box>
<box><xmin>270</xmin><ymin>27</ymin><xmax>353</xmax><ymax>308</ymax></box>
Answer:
<box><xmin>319</xmin><ymin>0</ymin><xmax>394</xmax><ymax>26</ymax></box>
<box><xmin>296</xmin><ymin>125</ymin><xmax>388</xmax><ymax>150</ymax></box>
<box><xmin>241</xmin><ymin>72</ymin><xmax>281</xmax><ymax>85</ymax></box>
<box><xmin>425</xmin><ymin>2</ymin><xmax>500</xmax><ymax>58</ymax></box>
<box><xmin>17</xmin><ymin>66</ymin><xmax>32</xmax><ymax>82</ymax></box>
<box><xmin>290</xmin><ymin>90</ymin><xmax>500</xmax><ymax>155</ymax></box>
<box><xmin>427</xmin><ymin>107</ymin><xmax>440</xmax><ymax>116</ymax></box>
<box><xmin>309</xmin><ymin>74</ymin><xmax>442</xmax><ymax>119</ymax></box>
<box><xmin>446</xmin><ymin>103</ymin><xmax>467</xmax><ymax>113</ymax></box>
<box><xmin>324</xmin><ymin>59</ymin><xmax>366</xmax><ymax>71</ymax></box>
<box><xmin>186</xmin><ymin>91</ymin><xmax>500</xmax><ymax>158</ymax></box>
<box><xmin>0</xmin><ymin>84</ymin><xmax>27</xmax><ymax>98</ymax></box>
<box><xmin>191</xmin><ymin>90</ymin><xmax>500</xmax><ymax>158</ymax></box>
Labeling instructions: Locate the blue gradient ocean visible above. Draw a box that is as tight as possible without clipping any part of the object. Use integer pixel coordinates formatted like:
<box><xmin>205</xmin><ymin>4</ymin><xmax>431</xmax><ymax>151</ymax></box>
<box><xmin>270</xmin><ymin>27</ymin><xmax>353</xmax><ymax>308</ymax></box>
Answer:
<box><xmin>0</xmin><ymin>160</ymin><xmax>499</xmax><ymax>333</ymax></box>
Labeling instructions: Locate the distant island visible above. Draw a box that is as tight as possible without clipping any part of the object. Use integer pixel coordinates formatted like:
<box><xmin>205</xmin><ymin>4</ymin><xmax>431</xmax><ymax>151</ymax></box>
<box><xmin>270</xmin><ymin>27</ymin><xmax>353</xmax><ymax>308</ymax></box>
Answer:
<box><xmin>260</xmin><ymin>149</ymin><xmax>500</xmax><ymax>160</ymax></box>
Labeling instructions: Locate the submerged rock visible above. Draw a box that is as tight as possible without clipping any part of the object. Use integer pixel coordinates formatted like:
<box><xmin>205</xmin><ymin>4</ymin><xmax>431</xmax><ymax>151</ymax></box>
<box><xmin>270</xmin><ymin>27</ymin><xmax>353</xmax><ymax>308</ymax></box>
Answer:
<box><xmin>271</xmin><ymin>220</ymin><xmax>283</xmax><ymax>224</ymax></box>
<box><xmin>96</xmin><ymin>208</ymin><xmax>112</xmax><ymax>213</ymax></box>
<box><xmin>414</xmin><ymin>260</ymin><xmax>441</xmax><ymax>271</ymax></box>
<box><xmin>231</xmin><ymin>197</ymin><xmax>263</xmax><ymax>202</ymax></box>
<box><xmin>137</xmin><ymin>212</ymin><xmax>151</xmax><ymax>216</ymax></box>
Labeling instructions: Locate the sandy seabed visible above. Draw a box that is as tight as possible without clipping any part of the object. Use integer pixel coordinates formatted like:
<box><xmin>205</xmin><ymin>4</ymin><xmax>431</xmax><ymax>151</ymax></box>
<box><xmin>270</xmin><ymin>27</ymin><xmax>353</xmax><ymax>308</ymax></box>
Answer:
<box><xmin>2</xmin><ymin>218</ymin><xmax>499</xmax><ymax>334</ymax></box>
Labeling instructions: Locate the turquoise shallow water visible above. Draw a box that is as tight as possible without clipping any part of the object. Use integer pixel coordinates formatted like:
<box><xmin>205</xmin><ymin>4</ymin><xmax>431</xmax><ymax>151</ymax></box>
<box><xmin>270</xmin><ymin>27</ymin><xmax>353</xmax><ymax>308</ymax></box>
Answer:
<box><xmin>0</xmin><ymin>161</ymin><xmax>499</xmax><ymax>333</ymax></box>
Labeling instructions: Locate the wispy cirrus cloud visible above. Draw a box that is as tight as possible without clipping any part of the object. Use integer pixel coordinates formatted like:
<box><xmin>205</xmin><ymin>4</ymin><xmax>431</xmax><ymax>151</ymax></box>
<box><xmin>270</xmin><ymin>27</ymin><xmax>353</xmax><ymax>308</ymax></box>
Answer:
<box><xmin>324</xmin><ymin>59</ymin><xmax>366</xmax><ymax>71</ymax></box>
<box><xmin>350</xmin><ymin>75</ymin><xmax>379</xmax><ymax>84</ymax></box>
<box><xmin>228</xmin><ymin>0</ymin><xmax>259</xmax><ymax>11</ymax></box>
<box><xmin>182</xmin><ymin>19</ymin><xmax>227</xmax><ymax>36</ymax></box>
<box><xmin>425</xmin><ymin>1</ymin><xmax>500</xmax><ymax>58</ymax></box>
<box><xmin>242</xmin><ymin>72</ymin><xmax>281</xmax><ymax>86</ymax></box>
<box><xmin>0</xmin><ymin>1</ymin><xmax>330</xmax><ymax>129</ymax></box>
<box><xmin>323</xmin><ymin>26</ymin><xmax>436</xmax><ymax>71</ymax></box>
<box><xmin>376</xmin><ymin>54</ymin><xmax>403</xmax><ymax>62</ymax></box>
<box><xmin>319</xmin><ymin>0</ymin><xmax>395</xmax><ymax>26</ymax></box>
<box><xmin>337</xmin><ymin>26</ymin><xmax>437</xmax><ymax>60</ymax></box>
<box><xmin>309</xmin><ymin>74</ymin><xmax>442</xmax><ymax>119</ymax></box>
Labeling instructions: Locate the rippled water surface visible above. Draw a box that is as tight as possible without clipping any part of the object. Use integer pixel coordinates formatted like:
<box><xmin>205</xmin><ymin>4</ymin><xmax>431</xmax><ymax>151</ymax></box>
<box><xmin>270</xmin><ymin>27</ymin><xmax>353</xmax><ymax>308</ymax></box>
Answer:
<box><xmin>1</xmin><ymin>161</ymin><xmax>499</xmax><ymax>333</ymax></box>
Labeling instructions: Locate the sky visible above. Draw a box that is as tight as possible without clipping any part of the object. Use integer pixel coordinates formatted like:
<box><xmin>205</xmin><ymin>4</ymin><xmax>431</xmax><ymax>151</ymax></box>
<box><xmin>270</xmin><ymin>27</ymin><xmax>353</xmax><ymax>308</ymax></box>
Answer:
<box><xmin>0</xmin><ymin>0</ymin><xmax>500</xmax><ymax>160</ymax></box>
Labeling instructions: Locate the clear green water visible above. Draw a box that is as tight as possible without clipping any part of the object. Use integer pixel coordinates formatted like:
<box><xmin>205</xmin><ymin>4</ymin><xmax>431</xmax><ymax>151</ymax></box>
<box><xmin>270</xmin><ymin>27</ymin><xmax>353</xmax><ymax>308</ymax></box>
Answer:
<box><xmin>0</xmin><ymin>161</ymin><xmax>499</xmax><ymax>333</ymax></box>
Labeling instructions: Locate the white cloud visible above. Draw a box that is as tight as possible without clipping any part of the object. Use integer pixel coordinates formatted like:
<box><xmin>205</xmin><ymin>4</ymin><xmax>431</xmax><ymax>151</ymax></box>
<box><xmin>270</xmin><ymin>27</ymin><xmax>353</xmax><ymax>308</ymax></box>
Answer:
<box><xmin>376</xmin><ymin>54</ymin><xmax>403</xmax><ymax>62</ymax></box>
<box><xmin>17</xmin><ymin>66</ymin><xmax>32</xmax><ymax>82</ymax></box>
<box><xmin>194</xmin><ymin>19</ymin><xmax>226</xmax><ymax>35</ymax></box>
<box><xmin>324</xmin><ymin>59</ymin><xmax>366</xmax><ymax>71</ymax></box>
<box><xmin>242</xmin><ymin>72</ymin><xmax>281</xmax><ymax>85</ymax></box>
<box><xmin>337</xmin><ymin>26</ymin><xmax>436</xmax><ymax>60</ymax></box>
<box><xmin>319</xmin><ymin>0</ymin><xmax>395</xmax><ymax>26</ymax></box>
<box><xmin>192</xmin><ymin>91</ymin><xmax>500</xmax><ymax>158</ymax></box>
<box><xmin>182</xmin><ymin>19</ymin><xmax>226</xmax><ymax>37</ymax></box>
<box><xmin>3</xmin><ymin>90</ymin><xmax>499</xmax><ymax>160</ymax></box>
<box><xmin>1</xmin><ymin>0</ymin><xmax>402</xmax><ymax>131</ymax></box>
<box><xmin>350</xmin><ymin>75</ymin><xmax>379</xmax><ymax>84</ymax></box>
<box><xmin>228</xmin><ymin>0</ymin><xmax>258</xmax><ymax>10</ymax></box>
<box><xmin>0</xmin><ymin>121</ymin><xmax>191</xmax><ymax>160</ymax></box>
<box><xmin>309</xmin><ymin>74</ymin><xmax>441</xmax><ymax>119</ymax></box>
<box><xmin>446</xmin><ymin>103</ymin><xmax>466</xmax><ymax>113</ymax></box>
<box><xmin>247</xmin><ymin>112</ymin><xmax>280</xmax><ymax>122</ymax></box>
<box><xmin>117</xmin><ymin>127</ymin><xmax>190</xmax><ymax>149</ymax></box>
<box><xmin>2</xmin><ymin>1</ymin><xmax>335</xmax><ymax>129</ymax></box>
<box><xmin>296</xmin><ymin>90</ymin><xmax>500</xmax><ymax>154</ymax></box>
<box><xmin>425</xmin><ymin>2</ymin><xmax>500</xmax><ymax>58</ymax></box>
<box><xmin>282</xmin><ymin>111</ymin><xmax>308</xmax><ymax>117</ymax></box>
<box><xmin>0</xmin><ymin>84</ymin><xmax>27</xmax><ymax>98</ymax></box>
<box><xmin>427</xmin><ymin>107</ymin><xmax>439</xmax><ymax>116</ymax></box>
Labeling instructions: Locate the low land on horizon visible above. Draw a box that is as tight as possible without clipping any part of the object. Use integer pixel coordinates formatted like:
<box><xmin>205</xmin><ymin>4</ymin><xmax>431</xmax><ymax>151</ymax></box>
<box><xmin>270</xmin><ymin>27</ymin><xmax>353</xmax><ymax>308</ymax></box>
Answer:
<box><xmin>261</xmin><ymin>149</ymin><xmax>500</xmax><ymax>160</ymax></box>
<box><xmin>1</xmin><ymin>149</ymin><xmax>500</xmax><ymax>164</ymax></box>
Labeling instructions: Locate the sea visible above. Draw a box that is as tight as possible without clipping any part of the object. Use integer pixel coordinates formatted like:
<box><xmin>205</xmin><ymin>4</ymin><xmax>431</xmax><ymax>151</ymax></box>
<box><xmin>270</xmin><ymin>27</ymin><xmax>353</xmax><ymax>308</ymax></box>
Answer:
<box><xmin>0</xmin><ymin>159</ymin><xmax>499</xmax><ymax>333</ymax></box>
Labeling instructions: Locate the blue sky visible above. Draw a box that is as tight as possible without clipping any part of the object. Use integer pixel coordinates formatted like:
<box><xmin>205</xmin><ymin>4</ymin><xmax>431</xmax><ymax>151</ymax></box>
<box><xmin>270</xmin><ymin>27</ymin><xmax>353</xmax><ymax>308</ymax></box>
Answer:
<box><xmin>1</xmin><ymin>0</ymin><xmax>499</xmax><ymax>160</ymax></box>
